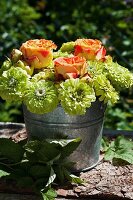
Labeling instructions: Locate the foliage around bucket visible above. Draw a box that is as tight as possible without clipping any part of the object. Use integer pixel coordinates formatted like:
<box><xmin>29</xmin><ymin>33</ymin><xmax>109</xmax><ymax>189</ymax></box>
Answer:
<box><xmin>0</xmin><ymin>137</ymin><xmax>82</xmax><ymax>200</ymax></box>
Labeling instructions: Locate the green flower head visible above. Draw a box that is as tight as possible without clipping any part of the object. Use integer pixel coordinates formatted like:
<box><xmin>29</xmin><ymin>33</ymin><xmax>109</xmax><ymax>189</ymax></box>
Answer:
<box><xmin>53</xmin><ymin>51</ymin><xmax>70</xmax><ymax>59</ymax></box>
<box><xmin>0</xmin><ymin>67</ymin><xmax>29</xmax><ymax>101</ymax></box>
<box><xmin>93</xmin><ymin>74</ymin><xmax>119</xmax><ymax>104</ymax></box>
<box><xmin>24</xmin><ymin>80</ymin><xmax>58</xmax><ymax>114</ymax></box>
<box><xmin>87</xmin><ymin>60</ymin><xmax>106</xmax><ymax>78</ymax></box>
<box><xmin>60</xmin><ymin>41</ymin><xmax>75</xmax><ymax>53</ymax></box>
<box><xmin>31</xmin><ymin>69</ymin><xmax>55</xmax><ymax>82</ymax></box>
<box><xmin>59</xmin><ymin>78</ymin><xmax>96</xmax><ymax>115</ymax></box>
<box><xmin>0</xmin><ymin>59</ymin><xmax>12</xmax><ymax>75</ymax></box>
<box><xmin>105</xmin><ymin>61</ymin><xmax>133</xmax><ymax>89</ymax></box>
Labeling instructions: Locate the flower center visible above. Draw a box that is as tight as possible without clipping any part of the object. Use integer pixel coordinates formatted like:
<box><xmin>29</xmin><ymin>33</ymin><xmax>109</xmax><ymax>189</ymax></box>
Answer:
<box><xmin>70</xmin><ymin>89</ymin><xmax>84</xmax><ymax>102</ymax></box>
<box><xmin>9</xmin><ymin>78</ymin><xmax>17</xmax><ymax>86</ymax></box>
<box><xmin>35</xmin><ymin>89</ymin><xmax>46</xmax><ymax>97</ymax></box>
<box><xmin>77</xmin><ymin>89</ymin><xmax>83</xmax><ymax>96</ymax></box>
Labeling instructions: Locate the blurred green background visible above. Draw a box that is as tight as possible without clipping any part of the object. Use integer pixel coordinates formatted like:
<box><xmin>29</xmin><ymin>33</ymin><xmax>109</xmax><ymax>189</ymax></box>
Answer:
<box><xmin>0</xmin><ymin>0</ymin><xmax>133</xmax><ymax>130</ymax></box>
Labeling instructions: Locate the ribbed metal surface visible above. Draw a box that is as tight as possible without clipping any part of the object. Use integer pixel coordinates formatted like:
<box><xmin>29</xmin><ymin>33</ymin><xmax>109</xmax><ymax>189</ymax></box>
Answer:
<box><xmin>23</xmin><ymin>101</ymin><xmax>106</xmax><ymax>172</ymax></box>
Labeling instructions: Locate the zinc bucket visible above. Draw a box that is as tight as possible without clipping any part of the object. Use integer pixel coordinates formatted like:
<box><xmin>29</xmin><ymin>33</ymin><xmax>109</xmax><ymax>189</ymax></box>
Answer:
<box><xmin>23</xmin><ymin>100</ymin><xmax>106</xmax><ymax>172</ymax></box>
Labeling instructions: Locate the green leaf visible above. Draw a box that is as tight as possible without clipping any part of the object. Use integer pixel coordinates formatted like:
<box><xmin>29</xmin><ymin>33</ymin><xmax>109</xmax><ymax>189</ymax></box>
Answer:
<box><xmin>103</xmin><ymin>135</ymin><xmax>133</xmax><ymax>164</ymax></box>
<box><xmin>0</xmin><ymin>169</ymin><xmax>10</xmax><ymax>178</ymax></box>
<box><xmin>29</xmin><ymin>164</ymin><xmax>51</xmax><ymax>179</ymax></box>
<box><xmin>115</xmin><ymin>149</ymin><xmax>133</xmax><ymax>164</ymax></box>
<box><xmin>104</xmin><ymin>148</ymin><xmax>116</xmax><ymax>161</ymax></box>
<box><xmin>53</xmin><ymin>165</ymin><xmax>65</xmax><ymax>183</ymax></box>
<box><xmin>25</xmin><ymin>140</ymin><xmax>60</xmax><ymax>163</ymax></box>
<box><xmin>41</xmin><ymin>188</ymin><xmax>57</xmax><ymax>200</ymax></box>
<box><xmin>35</xmin><ymin>178</ymin><xmax>48</xmax><ymax>190</ymax></box>
<box><xmin>9</xmin><ymin>168</ymin><xmax>26</xmax><ymax>179</ymax></box>
<box><xmin>101</xmin><ymin>137</ymin><xmax>110</xmax><ymax>152</ymax></box>
<box><xmin>63</xmin><ymin>168</ymin><xmax>83</xmax><ymax>184</ymax></box>
<box><xmin>114</xmin><ymin>135</ymin><xmax>133</xmax><ymax>150</ymax></box>
<box><xmin>69</xmin><ymin>174</ymin><xmax>84</xmax><ymax>184</ymax></box>
<box><xmin>0</xmin><ymin>138</ymin><xmax>82</xmax><ymax>197</ymax></box>
<box><xmin>25</xmin><ymin>140</ymin><xmax>41</xmax><ymax>153</ymax></box>
<box><xmin>48</xmin><ymin>139</ymin><xmax>72</xmax><ymax>147</ymax></box>
<box><xmin>25</xmin><ymin>151</ymin><xmax>38</xmax><ymax>163</ymax></box>
<box><xmin>38</xmin><ymin>142</ymin><xmax>60</xmax><ymax>163</ymax></box>
<box><xmin>46</xmin><ymin>168</ymin><xmax>56</xmax><ymax>187</ymax></box>
<box><xmin>110</xmin><ymin>141</ymin><xmax>115</xmax><ymax>148</ymax></box>
<box><xmin>60</xmin><ymin>138</ymin><xmax>81</xmax><ymax>159</ymax></box>
<box><xmin>53</xmin><ymin>160</ymin><xmax>75</xmax><ymax>183</ymax></box>
<box><xmin>0</xmin><ymin>138</ymin><xmax>24</xmax><ymax>163</ymax></box>
<box><xmin>17</xmin><ymin>176</ymin><xmax>34</xmax><ymax>188</ymax></box>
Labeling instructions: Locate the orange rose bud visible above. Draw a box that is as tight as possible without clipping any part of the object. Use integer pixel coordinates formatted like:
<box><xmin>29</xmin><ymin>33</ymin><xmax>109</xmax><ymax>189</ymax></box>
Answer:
<box><xmin>74</xmin><ymin>39</ymin><xmax>106</xmax><ymax>60</ymax></box>
<box><xmin>54</xmin><ymin>56</ymin><xmax>87</xmax><ymax>80</ymax></box>
<box><xmin>20</xmin><ymin>39</ymin><xmax>57</xmax><ymax>69</ymax></box>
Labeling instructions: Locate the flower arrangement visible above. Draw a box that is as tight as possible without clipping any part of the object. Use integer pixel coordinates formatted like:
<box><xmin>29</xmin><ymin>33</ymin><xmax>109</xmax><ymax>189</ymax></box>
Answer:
<box><xmin>0</xmin><ymin>38</ymin><xmax>133</xmax><ymax>115</ymax></box>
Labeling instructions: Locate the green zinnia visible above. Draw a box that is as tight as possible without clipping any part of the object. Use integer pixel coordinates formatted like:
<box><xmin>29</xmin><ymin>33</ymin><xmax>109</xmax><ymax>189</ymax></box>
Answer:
<box><xmin>24</xmin><ymin>80</ymin><xmax>58</xmax><ymax>114</ymax></box>
<box><xmin>53</xmin><ymin>51</ymin><xmax>70</xmax><ymax>59</ymax></box>
<box><xmin>59</xmin><ymin>79</ymin><xmax>96</xmax><ymax>115</ymax></box>
<box><xmin>0</xmin><ymin>67</ymin><xmax>29</xmax><ymax>101</ymax></box>
<box><xmin>31</xmin><ymin>70</ymin><xmax>55</xmax><ymax>82</ymax></box>
<box><xmin>105</xmin><ymin>61</ymin><xmax>133</xmax><ymax>89</ymax></box>
<box><xmin>87</xmin><ymin>60</ymin><xmax>106</xmax><ymax>78</ymax></box>
<box><xmin>93</xmin><ymin>74</ymin><xmax>119</xmax><ymax>104</ymax></box>
<box><xmin>60</xmin><ymin>41</ymin><xmax>75</xmax><ymax>53</ymax></box>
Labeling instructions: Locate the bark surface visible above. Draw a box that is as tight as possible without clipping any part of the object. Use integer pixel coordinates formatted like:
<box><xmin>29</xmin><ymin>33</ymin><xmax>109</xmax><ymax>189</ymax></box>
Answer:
<box><xmin>0</xmin><ymin>126</ymin><xmax>133</xmax><ymax>200</ymax></box>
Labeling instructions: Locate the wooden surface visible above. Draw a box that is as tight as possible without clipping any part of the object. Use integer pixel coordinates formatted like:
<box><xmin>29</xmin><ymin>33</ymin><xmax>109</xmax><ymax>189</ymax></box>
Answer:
<box><xmin>0</xmin><ymin>124</ymin><xmax>133</xmax><ymax>200</ymax></box>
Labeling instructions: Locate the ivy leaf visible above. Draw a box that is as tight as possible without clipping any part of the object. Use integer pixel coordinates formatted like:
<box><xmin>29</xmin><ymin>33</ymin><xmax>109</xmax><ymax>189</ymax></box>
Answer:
<box><xmin>53</xmin><ymin>160</ymin><xmax>75</xmax><ymax>183</ymax></box>
<box><xmin>8</xmin><ymin>168</ymin><xmax>26</xmax><ymax>180</ymax></box>
<box><xmin>101</xmin><ymin>137</ymin><xmax>110</xmax><ymax>152</ymax></box>
<box><xmin>114</xmin><ymin>135</ymin><xmax>133</xmax><ymax>150</ymax></box>
<box><xmin>0</xmin><ymin>137</ymin><xmax>82</xmax><ymax>198</ymax></box>
<box><xmin>103</xmin><ymin>135</ymin><xmax>133</xmax><ymax>164</ymax></box>
<box><xmin>53</xmin><ymin>165</ymin><xmax>65</xmax><ymax>183</ymax></box>
<box><xmin>17</xmin><ymin>176</ymin><xmax>34</xmax><ymax>188</ymax></box>
<box><xmin>104</xmin><ymin>148</ymin><xmax>116</xmax><ymax>161</ymax></box>
<box><xmin>60</xmin><ymin>138</ymin><xmax>82</xmax><ymax>159</ymax></box>
<box><xmin>25</xmin><ymin>140</ymin><xmax>41</xmax><ymax>153</ymax></box>
<box><xmin>29</xmin><ymin>164</ymin><xmax>51</xmax><ymax>179</ymax></box>
<box><xmin>115</xmin><ymin>149</ymin><xmax>133</xmax><ymax>164</ymax></box>
<box><xmin>25</xmin><ymin>140</ymin><xmax>60</xmax><ymax>163</ymax></box>
<box><xmin>0</xmin><ymin>138</ymin><xmax>24</xmax><ymax>163</ymax></box>
<box><xmin>41</xmin><ymin>188</ymin><xmax>57</xmax><ymax>200</ymax></box>
<box><xmin>46</xmin><ymin>168</ymin><xmax>56</xmax><ymax>187</ymax></box>
<box><xmin>35</xmin><ymin>178</ymin><xmax>48</xmax><ymax>190</ymax></box>
<box><xmin>0</xmin><ymin>170</ymin><xmax>10</xmax><ymax>178</ymax></box>
<box><xmin>68</xmin><ymin>174</ymin><xmax>84</xmax><ymax>184</ymax></box>
<box><xmin>63</xmin><ymin>168</ymin><xmax>83</xmax><ymax>184</ymax></box>
<box><xmin>48</xmin><ymin>139</ymin><xmax>72</xmax><ymax>147</ymax></box>
<box><xmin>38</xmin><ymin>142</ymin><xmax>60</xmax><ymax>163</ymax></box>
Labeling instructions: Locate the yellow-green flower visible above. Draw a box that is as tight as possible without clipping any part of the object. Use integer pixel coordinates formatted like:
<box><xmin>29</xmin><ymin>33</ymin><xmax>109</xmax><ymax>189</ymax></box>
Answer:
<box><xmin>0</xmin><ymin>67</ymin><xmax>29</xmax><ymax>101</ymax></box>
<box><xmin>59</xmin><ymin>78</ymin><xmax>96</xmax><ymax>115</ymax></box>
<box><xmin>24</xmin><ymin>80</ymin><xmax>58</xmax><ymax>114</ymax></box>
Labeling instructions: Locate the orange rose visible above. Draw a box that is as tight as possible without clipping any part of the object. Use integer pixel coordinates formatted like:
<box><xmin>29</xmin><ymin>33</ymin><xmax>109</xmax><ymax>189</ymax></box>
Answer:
<box><xmin>74</xmin><ymin>39</ymin><xmax>106</xmax><ymax>60</ymax></box>
<box><xmin>54</xmin><ymin>56</ymin><xmax>87</xmax><ymax>80</ymax></box>
<box><xmin>20</xmin><ymin>39</ymin><xmax>57</xmax><ymax>69</ymax></box>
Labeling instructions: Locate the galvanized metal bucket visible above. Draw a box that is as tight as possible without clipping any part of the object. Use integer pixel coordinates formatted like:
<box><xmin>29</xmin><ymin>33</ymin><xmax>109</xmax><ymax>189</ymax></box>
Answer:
<box><xmin>23</xmin><ymin>100</ymin><xmax>106</xmax><ymax>172</ymax></box>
